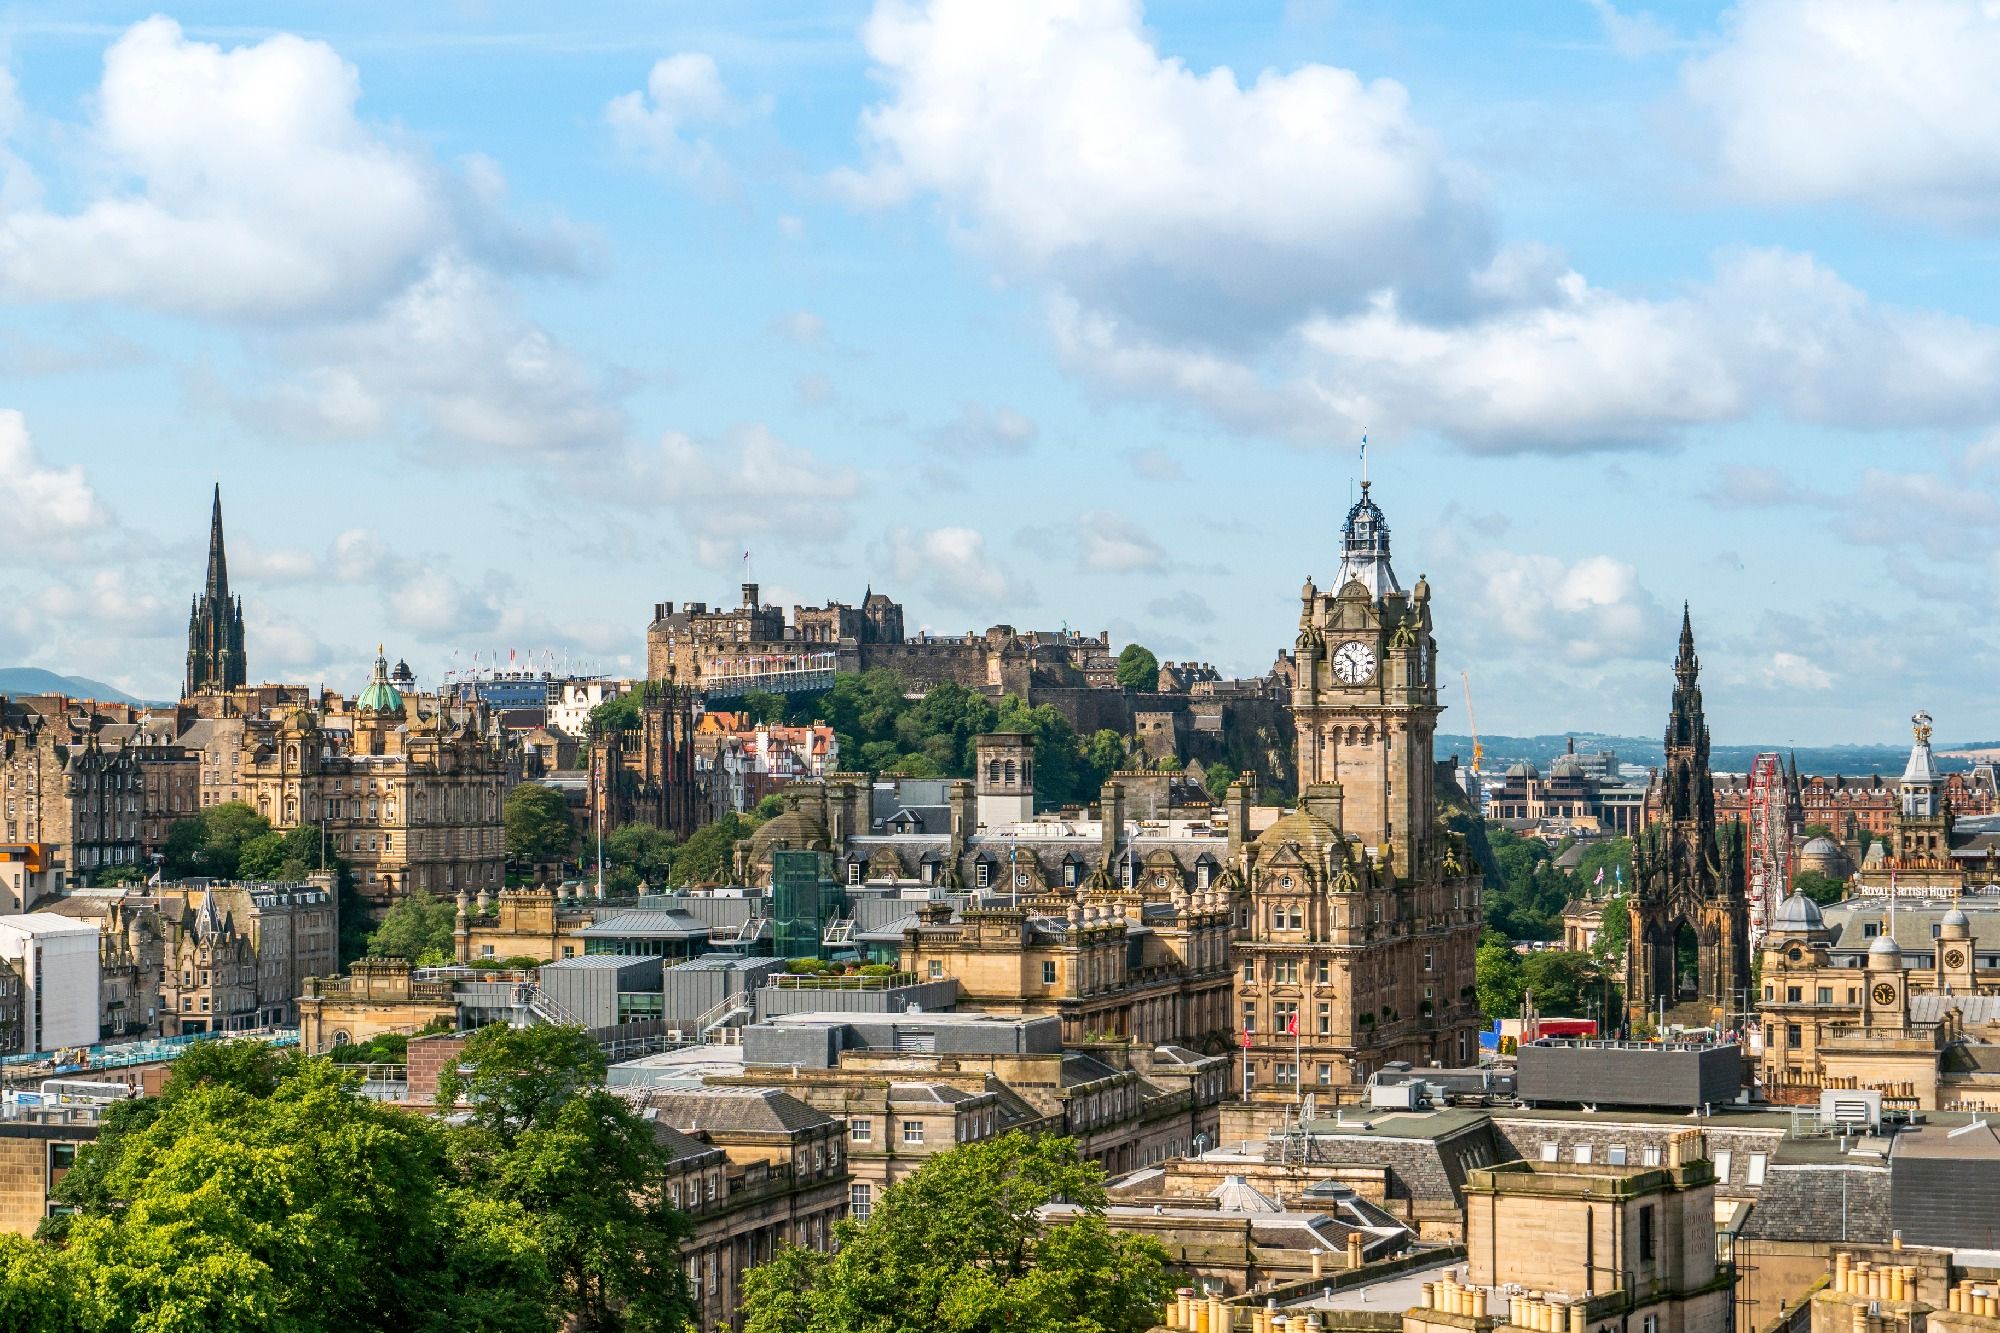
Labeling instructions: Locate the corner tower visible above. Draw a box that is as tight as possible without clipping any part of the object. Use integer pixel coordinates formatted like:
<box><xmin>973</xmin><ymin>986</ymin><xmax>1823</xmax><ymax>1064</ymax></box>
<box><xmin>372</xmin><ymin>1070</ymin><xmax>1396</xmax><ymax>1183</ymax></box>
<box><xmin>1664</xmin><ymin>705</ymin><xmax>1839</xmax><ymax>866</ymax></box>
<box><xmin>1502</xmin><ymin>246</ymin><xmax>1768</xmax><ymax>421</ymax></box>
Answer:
<box><xmin>184</xmin><ymin>484</ymin><xmax>247</xmax><ymax>698</ymax></box>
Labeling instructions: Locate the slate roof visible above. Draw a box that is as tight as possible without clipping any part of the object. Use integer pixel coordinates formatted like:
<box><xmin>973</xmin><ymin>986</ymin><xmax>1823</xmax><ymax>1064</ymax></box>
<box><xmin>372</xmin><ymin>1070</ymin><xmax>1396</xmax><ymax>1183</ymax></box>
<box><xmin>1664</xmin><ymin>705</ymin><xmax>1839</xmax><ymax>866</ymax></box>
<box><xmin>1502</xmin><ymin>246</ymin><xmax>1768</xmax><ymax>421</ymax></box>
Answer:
<box><xmin>649</xmin><ymin>1121</ymin><xmax>723</xmax><ymax>1164</ymax></box>
<box><xmin>639</xmin><ymin>1087</ymin><xmax>836</xmax><ymax>1136</ymax></box>
<box><xmin>1738</xmin><ymin>1155</ymin><xmax>1891</xmax><ymax>1242</ymax></box>
<box><xmin>574</xmin><ymin>910</ymin><xmax>711</xmax><ymax>940</ymax></box>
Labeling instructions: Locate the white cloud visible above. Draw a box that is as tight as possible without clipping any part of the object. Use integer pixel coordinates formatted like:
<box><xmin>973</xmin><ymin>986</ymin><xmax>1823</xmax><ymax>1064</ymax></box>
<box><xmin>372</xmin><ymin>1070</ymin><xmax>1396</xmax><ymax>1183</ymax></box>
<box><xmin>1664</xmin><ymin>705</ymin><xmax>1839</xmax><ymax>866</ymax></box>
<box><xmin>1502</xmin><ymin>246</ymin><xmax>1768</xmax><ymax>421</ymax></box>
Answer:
<box><xmin>223</xmin><ymin>256</ymin><xmax>625</xmax><ymax>456</ymax></box>
<box><xmin>0</xmin><ymin>18</ymin><xmax>572</xmax><ymax>322</ymax></box>
<box><xmin>1584</xmin><ymin>0</ymin><xmax>1679</xmax><ymax>58</ymax></box>
<box><xmin>1684</xmin><ymin>0</ymin><xmax>2000</xmax><ymax>222</ymax></box>
<box><xmin>1451</xmin><ymin>545</ymin><xmax>1666</xmax><ymax>666</ymax></box>
<box><xmin>605</xmin><ymin>52</ymin><xmax>743</xmax><ymax>195</ymax></box>
<box><xmin>34</xmin><ymin>569</ymin><xmax>176</xmax><ymax>637</ymax></box>
<box><xmin>925</xmin><ymin>403</ymin><xmax>1039</xmax><ymax>456</ymax></box>
<box><xmin>884</xmin><ymin>526</ymin><xmax>1017</xmax><ymax>608</ymax></box>
<box><xmin>1763</xmin><ymin>651</ymin><xmax>1834</xmax><ymax>692</ymax></box>
<box><xmin>840</xmin><ymin>0</ymin><xmax>1497</xmax><ymax>340</ymax></box>
<box><xmin>1074</xmin><ymin>509</ymin><xmax>1166</xmax><ymax>573</ymax></box>
<box><xmin>621</xmin><ymin>425</ymin><xmax>862</xmax><ymax>561</ymax></box>
<box><xmin>0</xmin><ymin>410</ymin><xmax>105</xmax><ymax>543</ymax></box>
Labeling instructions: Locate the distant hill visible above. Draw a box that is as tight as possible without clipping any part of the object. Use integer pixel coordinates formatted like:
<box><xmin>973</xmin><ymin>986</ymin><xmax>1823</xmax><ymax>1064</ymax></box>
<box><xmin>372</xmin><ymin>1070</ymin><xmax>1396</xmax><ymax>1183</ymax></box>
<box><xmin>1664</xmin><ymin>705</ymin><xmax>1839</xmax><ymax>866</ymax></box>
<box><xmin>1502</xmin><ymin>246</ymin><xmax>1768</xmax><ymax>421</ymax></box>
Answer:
<box><xmin>0</xmin><ymin>667</ymin><xmax>151</xmax><ymax>706</ymax></box>
<box><xmin>1437</xmin><ymin>732</ymin><xmax>1964</xmax><ymax>777</ymax></box>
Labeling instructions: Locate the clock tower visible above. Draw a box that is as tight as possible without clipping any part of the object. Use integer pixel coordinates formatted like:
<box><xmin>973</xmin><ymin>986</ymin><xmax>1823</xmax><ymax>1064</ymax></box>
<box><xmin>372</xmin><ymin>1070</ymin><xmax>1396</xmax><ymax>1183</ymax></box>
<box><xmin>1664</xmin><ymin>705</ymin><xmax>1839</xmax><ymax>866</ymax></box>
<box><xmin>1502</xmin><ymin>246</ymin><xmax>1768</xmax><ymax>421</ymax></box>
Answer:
<box><xmin>1231</xmin><ymin>480</ymin><xmax>1483</xmax><ymax>1094</ymax></box>
<box><xmin>1290</xmin><ymin>481</ymin><xmax>1438</xmax><ymax>873</ymax></box>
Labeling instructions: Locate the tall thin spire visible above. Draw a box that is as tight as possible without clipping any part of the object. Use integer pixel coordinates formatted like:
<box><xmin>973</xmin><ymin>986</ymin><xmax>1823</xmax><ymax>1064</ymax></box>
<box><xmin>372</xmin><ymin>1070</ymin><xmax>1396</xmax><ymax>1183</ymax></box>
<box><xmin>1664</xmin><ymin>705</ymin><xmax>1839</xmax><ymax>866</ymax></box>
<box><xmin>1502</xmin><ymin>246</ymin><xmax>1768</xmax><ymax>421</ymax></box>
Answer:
<box><xmin>205</xmin><ymin>483</ymin><xmax>229</xmax><ymax>600</ymax></box>
<box><xmin>1674</xmin><ymin>602</ymin><xmax>1698</xmax><ymax>683</ymax></box>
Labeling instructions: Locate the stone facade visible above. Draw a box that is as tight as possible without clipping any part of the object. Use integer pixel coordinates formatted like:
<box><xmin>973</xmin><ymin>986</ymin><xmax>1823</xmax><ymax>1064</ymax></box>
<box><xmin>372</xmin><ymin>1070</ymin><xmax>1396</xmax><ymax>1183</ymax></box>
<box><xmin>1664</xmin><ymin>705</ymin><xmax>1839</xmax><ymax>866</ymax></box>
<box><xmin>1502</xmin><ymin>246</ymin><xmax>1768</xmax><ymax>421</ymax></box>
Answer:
<box><xmin>1241</xmin><ymin>482</ymin><xmax>1483</xmax><ymax>1089</ymax></box>
<box><xmin>0</xmin><ymin>1115</ymin><xmax>98</xmax><ymax>1237</ymax></box>
<box><xmin>0</xmin><ymin>703</ymin><xmax>141</xmax><ymax>885</ymax></box>
<box><xmin>240</xmin><ymin>651</ymin><xmax>506</xmax><ymax>911</ymax></box>
<box><xmin>297</xmin><ymin>958</ymin><xmax>459</xmax><ymax>1054</ymax></box>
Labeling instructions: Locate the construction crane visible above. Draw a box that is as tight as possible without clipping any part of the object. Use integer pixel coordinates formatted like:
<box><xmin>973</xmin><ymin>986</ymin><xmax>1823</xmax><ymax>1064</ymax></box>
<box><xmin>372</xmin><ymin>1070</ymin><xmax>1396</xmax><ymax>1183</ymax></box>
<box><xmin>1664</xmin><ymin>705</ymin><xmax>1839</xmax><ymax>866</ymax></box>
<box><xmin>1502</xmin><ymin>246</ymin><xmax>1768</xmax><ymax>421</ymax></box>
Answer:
<box><xmin>1460</xmin><ymin>671</ymin><xmax>1484</xmax><ymax>777</ymax></box>
<box><xmin>1460</xmin><ymin>671</ymin><xmax>1484</xmax><ymax>813</ymax></box>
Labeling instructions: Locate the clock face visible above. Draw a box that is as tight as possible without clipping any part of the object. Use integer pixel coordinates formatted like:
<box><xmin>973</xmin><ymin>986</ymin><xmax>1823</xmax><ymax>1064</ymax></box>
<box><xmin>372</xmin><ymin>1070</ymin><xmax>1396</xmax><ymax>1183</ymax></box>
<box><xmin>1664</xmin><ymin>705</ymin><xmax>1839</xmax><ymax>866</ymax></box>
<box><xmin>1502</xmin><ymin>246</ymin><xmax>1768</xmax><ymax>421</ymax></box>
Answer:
<box><xmin>1946</xmin><ymin>948</ymin><xmax>1966</xmax><ymax>969</ymax></box>
<box><xmin>1331</xmin><ymin>640</ymin><xmax>1377</xmax><ymax>685</ymax></box>
<box><xmin>1872</xmin><ymin>982</ymin><xmax>1897</xmax><ymax>1006</ymax></box>
<box><xmin>1014</xmin><ymin>871</ymin><xmax>1029</xmax><ymax>888</ymax></box>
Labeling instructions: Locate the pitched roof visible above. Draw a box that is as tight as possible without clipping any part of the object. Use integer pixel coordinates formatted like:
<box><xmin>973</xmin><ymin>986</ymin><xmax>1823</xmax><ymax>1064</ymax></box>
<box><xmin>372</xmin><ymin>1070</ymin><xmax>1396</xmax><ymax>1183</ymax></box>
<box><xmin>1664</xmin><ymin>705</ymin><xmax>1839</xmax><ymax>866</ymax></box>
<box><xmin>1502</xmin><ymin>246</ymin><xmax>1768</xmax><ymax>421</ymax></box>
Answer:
<box><xmin>638</xmin><ymin>1087</ymin><xmax>836</xmax><ymax>1135</ymax></box>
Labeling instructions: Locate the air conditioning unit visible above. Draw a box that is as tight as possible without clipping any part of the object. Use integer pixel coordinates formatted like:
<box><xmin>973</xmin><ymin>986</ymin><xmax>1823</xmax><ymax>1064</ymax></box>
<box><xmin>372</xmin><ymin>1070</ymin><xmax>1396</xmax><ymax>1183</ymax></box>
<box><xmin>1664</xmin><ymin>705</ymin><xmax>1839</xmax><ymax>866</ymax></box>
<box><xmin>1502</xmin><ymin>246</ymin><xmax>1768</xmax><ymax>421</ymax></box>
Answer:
<box><xmin>1820</xmin><ymin>1088</ymin><xmax>1882</xmax><ymax>1132</ymax></box>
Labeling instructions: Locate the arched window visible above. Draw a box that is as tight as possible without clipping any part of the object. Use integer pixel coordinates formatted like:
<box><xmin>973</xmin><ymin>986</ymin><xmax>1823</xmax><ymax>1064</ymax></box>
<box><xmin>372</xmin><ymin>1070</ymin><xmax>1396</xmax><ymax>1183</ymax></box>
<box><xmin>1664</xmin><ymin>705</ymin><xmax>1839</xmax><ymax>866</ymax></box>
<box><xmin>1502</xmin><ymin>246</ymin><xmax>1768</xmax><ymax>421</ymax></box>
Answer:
<box><xmin>988</xmin><ymin>761</ymin><xmax>1001</xmax><ymax>784</ymax></box>
<box><xmin>1004</xmin><ymin>760</ymin><xmax>1017</xmax><ymax>784</ymax></box>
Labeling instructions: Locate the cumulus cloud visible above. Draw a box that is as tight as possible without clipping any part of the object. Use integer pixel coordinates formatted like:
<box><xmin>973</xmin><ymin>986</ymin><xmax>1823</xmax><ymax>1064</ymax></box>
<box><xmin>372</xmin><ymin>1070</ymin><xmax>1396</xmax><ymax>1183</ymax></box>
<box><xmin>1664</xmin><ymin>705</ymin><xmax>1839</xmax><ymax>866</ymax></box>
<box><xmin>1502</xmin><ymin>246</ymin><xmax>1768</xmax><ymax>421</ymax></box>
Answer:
<box><xmin>0</xmin><ymin>18</ymin><xmax>576</xmax><ymax>322</ymax></box>
<box><xmin>839</xmin><ymin>0</ymin><xmax>1496</xmax><ymax>341</ymax></box>
<box><xmin>770</xmin><ymin>310</ymin><xmax>826</xmax><ymax>346</ymax></box>
<box><xmin>621</xmin><ymin>425</ymin><xmax>862</xmax><ymax>563</ymax></box>
<box><xmin>1146</xmin><ymin>590</ymin><xmax>1216</xmax><ymax>625</ymax></box>
<box><xmin>605</xmin><ymin>52</ymin><xmax>744</xmax><ymax>195</ymax></box>
<box><xmin>223</xmin><ymin>256</ymin><xmax>625</xmax><ymax>456</ymax></box>
<box><xmin>1763</xmin><ymin>651</ymin><xmax>1834</xmax><ymax>692</ymax></box>
<box><xmin>883</xmin><ymin>526</ymin><xmax>1017</xmax><ymax>608</ymax></box>
<box><xmin>34</xmin><ymin>569</ymin><xmax>177</xmax><ymax>637</ymax></box>
<box><xmin>848</xmin><ymin>2</ymin><xmax>2000</xmax><ymax>455</ymax></box>
<box><xmin>1684</xmin><ymin>0</ymin><xmax>2000</xmax><ymax>222</ymax></box>
<box><xmin>0</xmin><ymin>411</ymin><xmax>104</xmax><ymax>543</ymax></box>
<box><xmin>1450</xmin><ymin>546</ymin><xmax>1667</xmax><ymax>666</ymax></box>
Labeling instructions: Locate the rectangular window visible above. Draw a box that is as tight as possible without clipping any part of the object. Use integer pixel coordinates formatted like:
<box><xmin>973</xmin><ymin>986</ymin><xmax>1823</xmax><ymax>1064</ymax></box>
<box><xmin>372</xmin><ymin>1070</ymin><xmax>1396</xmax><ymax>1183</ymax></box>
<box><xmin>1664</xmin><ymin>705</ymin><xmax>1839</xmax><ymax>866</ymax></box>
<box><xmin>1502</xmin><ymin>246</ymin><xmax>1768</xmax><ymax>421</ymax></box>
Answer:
<box><xmin>901</xmin><ymin>1120</ymin><xmax>924</xmax><ymax>1145</ymax></box>
<box><xmin>482</xmin><ymin>945</ymin><xmax>495</xmax><ymax>959</ymax></box>
<box><xmin>847</xmin><ymin>862</ymin><xmax>860</xmax><ymax>885</ymax></box>
<box><xmin>1574</xmin><ymin>1143</ymin><xmax>1593</xmax><ymax>1164</ymax></box>
<box><xmin>1242</xmin><ymin>960</ymin><xmax>1255</xmax><ymax>984</ymax></box>
<box><xmin>975</xmin><ymin>862</ymin><xmax>989</xmax><ymax>888</ymax></box>
<box><xmin>850</xmin><ymin>1118</ymin><xmax>872</xmax><ymax>1143</ymax></box>
<box><xmin>1241</xmin><ymin>1001</ymin><xmax>1256</xmax><ymax>1035</ymax></box>
<box><xmin>1317</xmin><ymin>1003</ymin><xmax>1331</xmax><ymax>1036</ymax></box>
<box><xmin>1423</xmin><ymin>948</ymin><xmax>1434</xmax><ymax>972</ymax></box>
<box><xmin>49</xmin><ymin>1143</ymin><xmax>76</xmax><ymax>1172</ymax></box>
<box><xmin>1817</xmin><ymin>987</ymin><xmax>1832</xmax><ymax>1004</ymax></box>
<box><xmin>1642</xmin><ymin>1146</ymin><xmax>1662</xmax><ymax>1167</ymax></box>
<box><xmin>1746</xmin><ymin>1153</ymin><xmax>1767</xmax><ymax>1186</ymax></box>
<box><xmin>1540</xmin><ymin>1142</ymin><xmax>1559</xmax><ymax>1162</ymax></box>
<box><xmin>850</xmin><ymin>1183</ymin><xmax>872</xmax><ymax>1221</ymax></box>
<box><xmin>928</xmin><ymin>960</ymin><xmax>943</xmax><ymax>979</ymax></box>
<box><xmin>1607</xmin><ymin>1146</ymin><xmax>1628</xmax><ymax>1166</ymax></box>
<box><xmin>1316</xmin><ymin>959</ymin><xmax>1329</xmax><ymax>984</ymax></box>
<box><xmin>1786</xmin><ymin>986</ymin><xmax>1802</xmax><ymax>1003</ymax></box>
<box><xmin>1787</xmin><ymin>1024</ymin><xmax>1802</xmax><ymax>1049</ymax></box>
<box><xmin>1042</xmin><ymin>961</ymin><xmax>1057</xmax><ymax>985</ymax></box>
<box><xmin>1317</xmin><ymin>1064</ymin><xmax>1332</xmax><ymax>1085</ymax></box>
<box><xmin>1713</xmin><ymin>1150</ymin><xmax>1732</xmax><ymax>1182</ymax></box>
<box><xmin>1638</xmin><ymin>1205</ymin><xmax>1655</xmax><ymax>1262</ymax></box>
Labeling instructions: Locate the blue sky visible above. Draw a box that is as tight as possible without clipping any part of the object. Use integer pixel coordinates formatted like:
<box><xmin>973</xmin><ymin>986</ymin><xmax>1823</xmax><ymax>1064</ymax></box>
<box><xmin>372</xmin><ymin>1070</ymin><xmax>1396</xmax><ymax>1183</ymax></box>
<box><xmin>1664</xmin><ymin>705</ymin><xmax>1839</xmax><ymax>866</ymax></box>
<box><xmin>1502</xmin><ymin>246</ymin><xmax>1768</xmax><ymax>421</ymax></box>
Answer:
<box><xmin>1</xmin><ymin>1</ymin><xmax>1997</xmax><ymax>746</ymax></box>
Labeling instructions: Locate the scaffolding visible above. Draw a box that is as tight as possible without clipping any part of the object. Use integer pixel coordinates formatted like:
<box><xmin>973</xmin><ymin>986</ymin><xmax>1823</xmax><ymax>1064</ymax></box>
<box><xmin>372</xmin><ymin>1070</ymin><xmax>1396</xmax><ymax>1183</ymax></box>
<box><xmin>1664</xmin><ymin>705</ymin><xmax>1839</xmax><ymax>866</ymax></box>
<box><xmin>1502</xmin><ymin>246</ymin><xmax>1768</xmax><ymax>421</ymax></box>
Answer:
<box><xmin>1746</xmin><ymin>752</ymin><xmax>1792</xmax><ymax>951</ymax></box>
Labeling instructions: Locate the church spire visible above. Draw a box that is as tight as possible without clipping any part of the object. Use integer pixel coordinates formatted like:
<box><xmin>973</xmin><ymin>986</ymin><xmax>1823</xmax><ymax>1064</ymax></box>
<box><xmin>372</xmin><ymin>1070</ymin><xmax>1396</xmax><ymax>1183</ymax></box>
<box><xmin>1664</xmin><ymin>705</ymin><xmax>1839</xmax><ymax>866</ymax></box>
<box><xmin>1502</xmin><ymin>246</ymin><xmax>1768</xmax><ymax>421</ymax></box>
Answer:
<box><xmin>1674</xmin><ymin>601</ymin><xmax>1698</xmax><ymax>684</ymax></box>
<box><xmin>184</xmin><ymin>484</ymin><xmax>247</xmax><ymax>698</ymax></box>
<box><xmin>205</xmin><ymin>482</ymin><xmax>229</xmax><ymax>601</ymax></box>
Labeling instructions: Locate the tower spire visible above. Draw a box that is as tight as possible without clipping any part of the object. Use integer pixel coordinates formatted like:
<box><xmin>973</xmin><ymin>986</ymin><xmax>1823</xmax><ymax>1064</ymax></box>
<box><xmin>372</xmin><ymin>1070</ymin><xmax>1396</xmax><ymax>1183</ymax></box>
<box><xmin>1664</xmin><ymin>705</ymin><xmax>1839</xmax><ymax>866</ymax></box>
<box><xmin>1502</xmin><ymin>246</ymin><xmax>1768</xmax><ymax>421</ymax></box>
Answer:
<box><xmin>206</xmin><ymin>483</ymin><xmax>229</xmax><ymax>600</ymax></box>
<box><xmin>1675</xmin><ymin>602</ymin><xmax>1697</xmax><ymax>682</ymax></box>
<box><xmin>185</xmin><ymin>484</ymin><xmax>248</xmax><ymax>698</ymax></box>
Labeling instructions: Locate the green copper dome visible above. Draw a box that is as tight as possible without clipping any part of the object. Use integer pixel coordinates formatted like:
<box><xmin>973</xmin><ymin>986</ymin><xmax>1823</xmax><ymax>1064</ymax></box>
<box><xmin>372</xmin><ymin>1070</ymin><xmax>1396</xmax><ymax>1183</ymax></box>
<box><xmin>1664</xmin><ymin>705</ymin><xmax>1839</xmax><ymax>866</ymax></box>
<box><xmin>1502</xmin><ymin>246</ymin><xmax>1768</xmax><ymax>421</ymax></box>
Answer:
<box><xmin>356</xmin><ymin>645</ymin><xmax>405</xmax><ymax>715</ymax></box>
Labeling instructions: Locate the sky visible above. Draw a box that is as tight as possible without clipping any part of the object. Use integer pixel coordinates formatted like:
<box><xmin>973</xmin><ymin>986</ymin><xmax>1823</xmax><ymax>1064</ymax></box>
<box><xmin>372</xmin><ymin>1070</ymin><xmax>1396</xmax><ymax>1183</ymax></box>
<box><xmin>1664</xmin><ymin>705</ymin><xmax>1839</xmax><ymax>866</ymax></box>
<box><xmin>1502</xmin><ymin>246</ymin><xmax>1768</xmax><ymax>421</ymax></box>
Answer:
<box><xmin>0</xmin><ymin>1</ymin><xmax>1996</xmax><ymax>746</ymax></box>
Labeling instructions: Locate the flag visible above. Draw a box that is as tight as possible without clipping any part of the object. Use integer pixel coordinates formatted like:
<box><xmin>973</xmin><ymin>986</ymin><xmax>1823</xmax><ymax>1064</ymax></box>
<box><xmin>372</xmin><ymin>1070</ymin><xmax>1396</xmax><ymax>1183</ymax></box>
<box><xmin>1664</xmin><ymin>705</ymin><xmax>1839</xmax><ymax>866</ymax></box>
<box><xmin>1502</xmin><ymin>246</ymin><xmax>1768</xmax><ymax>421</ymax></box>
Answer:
<box><xmin>1594</xmin><ymin>867</ymin><xmax>1605</xmax><ymax>886</ymax></box>
<box><xmin>1285</xmin><ymin>1010</ymin><xmax>1298</xmax><ymax>1036</ymax></box>
<box><xmin>1241</xmin><ymin>1026</ymin><xmax>1254</xmax><ymax>1049</ymax></box>
<box><xmin>743</xmin><ymin>550</ymin><xmax>751</xmax><ymax>563</ymax></box>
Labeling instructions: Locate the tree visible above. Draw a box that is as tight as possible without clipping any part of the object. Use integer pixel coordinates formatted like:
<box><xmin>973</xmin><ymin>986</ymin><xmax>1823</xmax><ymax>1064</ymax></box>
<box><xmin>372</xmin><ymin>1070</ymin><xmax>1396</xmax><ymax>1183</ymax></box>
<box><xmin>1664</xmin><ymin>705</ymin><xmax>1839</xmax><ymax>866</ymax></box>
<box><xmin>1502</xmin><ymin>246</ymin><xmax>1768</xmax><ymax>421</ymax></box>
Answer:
<box><xmin>605</xmin><ymin>824</ymin><xmax>678</xmax><ymax>891</ymax></box>
<box><xmin>94</xmin><ymin>863</ymin><xmax>144</xmax><ymax>886</ymax></box>
<box><xmin>36</xmin><ymin>1044</ymin><xmax>551</xmax><ymax>1333</ymax></box>
<box><xmin>439</xmin><ymin>1025</ymin><xmax>695</xmax><ymax>1333</ymax></box>
<box><xmin>1792</xmin><ymin>869</ymin><xmax>1847</xmax><ymax>907</ymax></box>
<box><xmin>435</xmin><ymin>1025</ymin><xmax>608</xmax><ymax>1145</ymax></box>
<box><xmin>1592</xmin><ymin>893</ymin><xmax>1630</xmax><ymax>965</ymax></box>
<box><xmin>161</xmin><ymin>801</ymin><xmax>275</xmax><ymax>880</ymax></box>
<box><xmin>741</xmin><ymin>1131</ymin><xmax>1171</xmax><ymax>1333</ymax></box>
<box><xmin>671</xmin><ymin>811</ymin><xmax>749</xmax><ymax>886</ymax></box>
<box><xmin>1203</xmin><ymin>763</ymin><xmax>1237</xmax><ymax>804</ymax></box>
<box><xmin>506</xmin><ymin>785</ymin><xmax>575</xmax><ymax>865</ymax></box>
<box><xmin>1520</xmin><ymin>950</ymin><xmax>1604</xmax><ymax>1017</ymax></box>
<box><xmin>1113</xmin><ymin>644</ymin><xmax>1159</xmax><ymax>691</ymax></box>
<box><xmin>368</xmin><ymin>890</ymin><xmax>458</xmax><ymax>963</ymax></box>
<box><xmin>1475</xmin><ymin>931</ymin><xmax>1524</xmax><ymax>1020</ymax></box>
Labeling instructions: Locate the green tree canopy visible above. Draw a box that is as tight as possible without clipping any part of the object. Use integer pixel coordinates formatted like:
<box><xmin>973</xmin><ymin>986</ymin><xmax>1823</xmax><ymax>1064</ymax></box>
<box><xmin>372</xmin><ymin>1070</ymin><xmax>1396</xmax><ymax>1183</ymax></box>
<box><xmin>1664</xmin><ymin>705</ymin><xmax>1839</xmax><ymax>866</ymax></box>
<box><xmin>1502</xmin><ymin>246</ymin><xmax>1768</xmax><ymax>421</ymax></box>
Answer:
<box><xmin>35</xmin><ymin>1043</ymin><xmax>552</xmax><ymax>1333</ymax></box>
<box><xmin>741</xmin><ymin>1131</ymin><xmax>1172</xmax><ymax>1333</ymax></box>
<box><xmin>367</xmin><ymin>889</ymin><xmax>458</xmax><ymax>964</ymax></box>
<box><xmin>506</xmin><ymin>785</ymin><xmax>575</xmax><ymax>865</ymax></box>
<box><xmin>1792</xmin><ymin>868</ymin><xmax>1847</xmax><ymax>907</ymax></box>
<box><xmin>605</xmin><ymin>823</ymin><xmax>679</xmax><ymax>891</ymax></box>
<box><xmin>438</xmin><ymin>1024</ymin><xmax>695</xmax><ymax>1333</ymax></box>
<box><xmin>1475</xmin><ymin>931</ymin><xmax>1524</xmax><ymax>1020</ymax></box>
<box><xmin>1592</xmin><ymin>892</ymin><xmax>1630</xmax><ymax>965</ymax></box>
<box><xmin>1113</xmin><ymin>644</ymin><xmax>1159</xmax><ymax>691</ymax></box>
